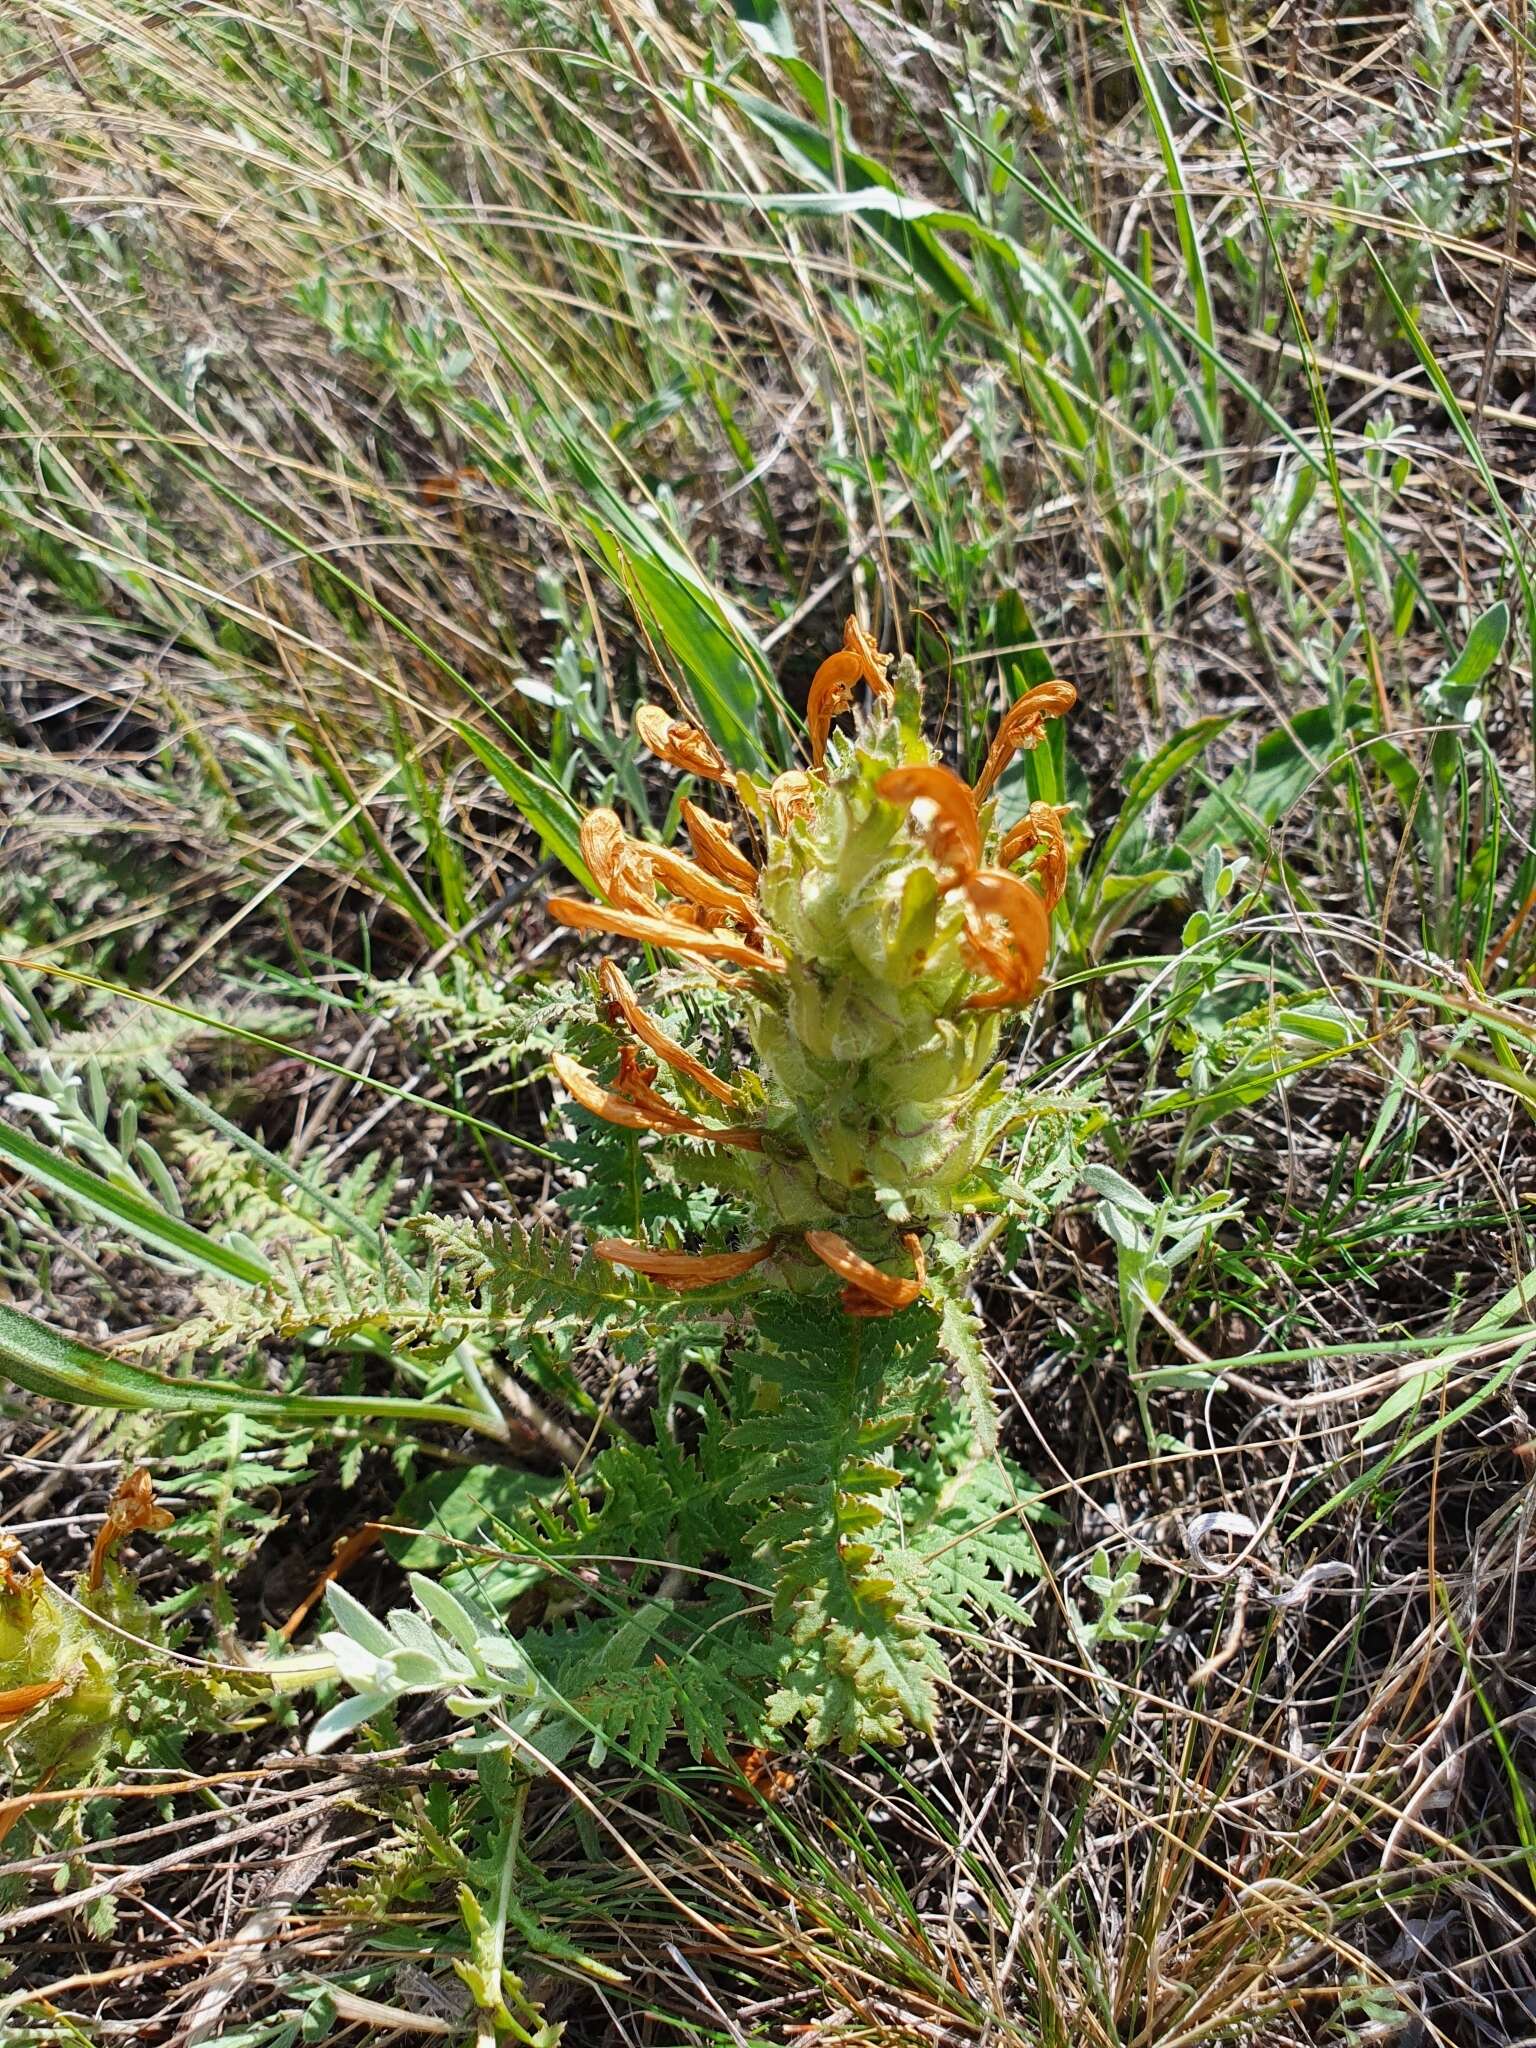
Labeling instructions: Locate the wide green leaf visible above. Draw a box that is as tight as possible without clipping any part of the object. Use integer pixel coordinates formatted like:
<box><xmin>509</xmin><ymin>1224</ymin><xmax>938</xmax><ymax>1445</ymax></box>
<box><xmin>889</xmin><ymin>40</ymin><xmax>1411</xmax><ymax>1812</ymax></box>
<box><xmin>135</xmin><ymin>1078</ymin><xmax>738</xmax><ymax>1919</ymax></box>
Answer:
<box><xmin>1441</xmin><ymin>601</ymin><xmax>1510</xmax><ymax>691</ymax></box>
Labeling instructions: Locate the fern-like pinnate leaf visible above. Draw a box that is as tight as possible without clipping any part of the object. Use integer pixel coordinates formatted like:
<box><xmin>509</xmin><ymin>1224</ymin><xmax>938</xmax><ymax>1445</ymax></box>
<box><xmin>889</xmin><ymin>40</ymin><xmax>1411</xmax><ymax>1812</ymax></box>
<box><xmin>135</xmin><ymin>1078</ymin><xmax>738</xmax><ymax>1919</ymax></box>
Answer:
<box><xmin>415</xmin><ymin>1218</ymin><xmax>643</xmax><ymax>1340</ymax></box>
<box><xmin>724</xmin><ymin>1296</ymin><xmax>948</xmax><ymax>1749</ymax></box>
<box><xmin>934</xmin><ymin>1285</ymin><xmax>998</xmax><ymax>1455</ymax></box>
<box><xmin>532</xmin><ymin>1597</ymin><xmax>773</xmax><ymax>1768</ymax></box>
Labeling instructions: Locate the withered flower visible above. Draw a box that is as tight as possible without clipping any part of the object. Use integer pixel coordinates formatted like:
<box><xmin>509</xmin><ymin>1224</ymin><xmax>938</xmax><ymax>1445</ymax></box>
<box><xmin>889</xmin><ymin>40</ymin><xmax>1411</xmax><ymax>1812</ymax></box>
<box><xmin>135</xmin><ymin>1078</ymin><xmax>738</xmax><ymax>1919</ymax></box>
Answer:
<box><xmin>581</xmin><ymin>806</ymin><xmax>661</xmax><ymax>915</ymax></box>
<box><xmin>87</xmin><ymin>1469</ymin><xmax>173</xmax><ymax>1593</ymax></box>
<box><xmin>764</xmin><ymin>770</ymin><xmax>817</xmax><ymax>831</ymax></box>
<box><xmin>645</xmin><ymin>846</ymin><xmax>762</xmax><ymax>928</ymax></box>
<box><xmin>598</xmin><ymin>961</ymin><xmax>741</xmax><ymax>1108</ymax></box>
<box><xmin>681</xmin><ymin>799</ymin><xmax>759</xmax><ymax>889</ymax></box>
<box><xmin>552</xmin><ymin>1052</ymin><xmax>763</xmax><ymax>1149</ymax></box>
<box><xmin>997</xmin><ymin>802</ymin><xmax>1070</xmax><ymax>912</ymax></box>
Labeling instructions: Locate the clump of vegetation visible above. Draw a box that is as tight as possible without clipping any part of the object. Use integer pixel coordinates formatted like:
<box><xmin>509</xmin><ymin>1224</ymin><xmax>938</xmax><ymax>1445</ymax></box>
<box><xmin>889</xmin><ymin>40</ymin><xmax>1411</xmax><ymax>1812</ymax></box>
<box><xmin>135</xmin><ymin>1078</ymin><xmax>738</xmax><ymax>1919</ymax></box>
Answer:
<box><xmin>1</xmin><ymin>0</ymin><xmax>1533</xmax><ymax>2042</ymax></box>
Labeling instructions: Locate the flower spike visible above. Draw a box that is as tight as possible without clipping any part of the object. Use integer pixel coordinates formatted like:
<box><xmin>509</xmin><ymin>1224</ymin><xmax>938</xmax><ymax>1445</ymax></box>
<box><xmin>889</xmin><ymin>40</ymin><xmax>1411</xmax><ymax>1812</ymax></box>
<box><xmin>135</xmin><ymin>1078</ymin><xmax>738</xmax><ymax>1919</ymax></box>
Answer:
<box><xmin>593</xmin><ymin>1239</ymin><xmax>772</xmax><ymax>1292</ymax></box>
<box><xmin>546</xmin><ymin>610</ymin><xmax>1075</xmax><ymax>1321</ymax></box>
<box><xmin>804</xmin><ymin>1229</ymin><xmax>925</xmax><ymax>1317</ymax></box>
<box><xmin>973</xmin><ymin>680</ymin><xmax>1077</xmax><ymax>803</ymax></box>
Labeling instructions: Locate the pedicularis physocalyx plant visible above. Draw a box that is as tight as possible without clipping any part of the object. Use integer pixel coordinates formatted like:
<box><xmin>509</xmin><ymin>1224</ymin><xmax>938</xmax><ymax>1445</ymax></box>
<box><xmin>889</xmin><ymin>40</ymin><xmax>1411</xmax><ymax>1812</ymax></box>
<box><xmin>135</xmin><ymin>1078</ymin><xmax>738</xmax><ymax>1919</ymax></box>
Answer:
<box><xmin>303</xmin><ymin>622</ymin><xmax>1082</xmax><ymax>1763</ymax></box>
<box><xmin>548</xmin><ymin>618</ymin><xmax>1075</xmax><ymax>1336</ymax></box>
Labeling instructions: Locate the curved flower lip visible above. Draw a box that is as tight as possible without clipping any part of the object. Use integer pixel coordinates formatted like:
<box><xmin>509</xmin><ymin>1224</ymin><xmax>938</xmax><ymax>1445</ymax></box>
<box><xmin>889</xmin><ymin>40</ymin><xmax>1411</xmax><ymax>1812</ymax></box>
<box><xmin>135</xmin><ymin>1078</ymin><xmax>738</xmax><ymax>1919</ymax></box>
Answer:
<box><xmin>681</xmin><ymin>799</ymin><xmax>759</xmax><ymax>889</ymax></box>
<box><xmin>803</xmin><ymin>1229</ymin><xmax>926</xmax><ymax>1316</ymax></box>
<box><xmin>593</xmin><ymin>1238</ymin><xmax>773</xmax><ymax>1291</ymax></box>
<box><xmin>806</xmin><ymin>616</ymin><xmax>894</xmax><ymax>768</ymax></box>
<box><xmin>806</xmin><ymin>658</ymin><xmax>859</xmax><ymax>769</ymax></box>
<box><xmin>958</xmin><ymin>868</ymin><xmax>1049</xmax><ymax>1009</ymax></box>
<box><xmin>635</xmin><ymin>704</ymin><xmax>733</xmax><ymax>784</ymax></box>
<box><xmin>764</xmin><ymin>770</ymin><xmax>817</xmax><ymax>831</ymax></box>
<box><xmin>876</xmin><ymin>763</ymin><xmax>981</xmax><ymax>885</ymax></box>
<box><xmin>997</xmin><ymin>803</ymin><xmax>1069</xmax><ymax>911</ymax></box>
<box><xmin>598</xmin><ymin>960</ymin><xmax>741</xmax><ymax>1108</ymax></box>
<box><xmin>548</xmin><ymin>896</ymin><xmax>784</xmax><ymax>973</ymax></box>
<box><xmin>88</xmin><ymin>1467</ymin><xmax>173</xmax><ymax>1592</ymax></box>
<box><xmin>553</xmin><ymin>1052</ymin><xmax>763</xmax><ymax>1149</ymax></box>
<box><xmin>973</xmin><ymin>680</ymin><xmax>1077</xmax><ymax>803</ymax></box>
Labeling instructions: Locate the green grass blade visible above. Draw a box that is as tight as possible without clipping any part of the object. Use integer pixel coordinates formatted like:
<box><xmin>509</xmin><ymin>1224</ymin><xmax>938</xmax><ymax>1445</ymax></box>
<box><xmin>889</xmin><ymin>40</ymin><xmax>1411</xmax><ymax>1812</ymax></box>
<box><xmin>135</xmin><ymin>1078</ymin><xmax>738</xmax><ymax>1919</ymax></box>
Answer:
<box><xmin>0</xmin><ymin>1115</ymin><xmax>271</xmax><ymax>1286</ymax></box>
<box><xmin>1368</xmin><ymin>250</ymin><xmax>1535</xmax><ymax>727</ymax></box>
<box><xmin>1091</xmin><ymin>715</ymin><xmax>1235</xmax><ymax>880</ymax></box>
<box><xmin>0</xmin><ymin>1299</ymin><xmax>506</xmax><ymax>1437</ymax></box>
<box><xmin>1122</xmin><ymin>8</ymin><xmax>1220</xmax><ymax>467</ymax></box>
<box><xmin>958</xmin><ymin>124</ymin><xmax>1438</xmax><ymax>637</ymax></box>
<box><xmin>454</xmin><ymin>720</ymin><xmax>595</xmax><ymax>892</ymax></box>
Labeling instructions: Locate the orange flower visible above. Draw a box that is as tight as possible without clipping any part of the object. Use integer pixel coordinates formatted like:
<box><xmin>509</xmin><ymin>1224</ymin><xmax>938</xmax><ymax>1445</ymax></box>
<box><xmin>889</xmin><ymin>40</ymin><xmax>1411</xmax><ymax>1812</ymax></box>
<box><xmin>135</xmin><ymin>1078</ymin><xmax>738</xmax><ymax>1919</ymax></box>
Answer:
<box><xmin>0</xmin><ymin>1678</ymin><xmax>67</xmax><ymax>1730</ymax></box>
<box><xmin>577</xmin><ymin>810</ymin><xmax>761</xmax><ymax>935</ymax></box>
<box><xmin>997</xmin><ymin>802</ymin><xmax>1070</xmax><ymax>911</ymax></box>
<box><xmin>973</xmin><ymin>680</ymin><xmax>1077</xmax><ymax>803</ymax></box>
<box><xmin>592</xmin><ymin>1239</ymin><xmax>773</xmax><ymax>1291</ymax></box>
<box><xmin>876</xmin><ymin>764</ymin><xmax>981</xmax><ymax>887</ymax></box>
<box><xmin>958</xmin><ymin>869</ymin><xmax>1050</xmax><ymax>1010</ymax></box>
<box><xmin>87</xmin><ymin>1467</ymin><xmax>173</xmax><ymax>1592</ymax></box>
<box><xmin>598</xmin><ymin>960</ymin><xmax>741</xmax><ymax>1108</ymax></box>
<box><xmin>806</xmin><ymin>616</ymin><xmax>894</xmax><ymax>767</ymax></box>
<box><xmin>634</xmin><ymin>704</ymin><xmax>733</xmax><ymax>784</ymax></box>
<box><xmin>842</xmin><ymin>615</ymin><xmax>895</xmax><ymax>700</ymax></box>
<box><xmin>580</xmin><ymin>807</ymin><xmax>660</xmax><ymax>915</ymax></box>
<box><xmin>646</xmin><ymin>845</ymin><xmax>762</xmax><ymax>928</ymax></box>
<box><xmin>765</xmin><ymin>770</ymin><xmax>817</xmax><ymax>831</ymax></box>
<box><xmin>0</xmin><ymin>1537</ymin><xmax>34</xmax><ymax>1595</ymax></box>
<box><xmin>803</xmin><ymin>1229</ymin><xmax>926</xmax><ymax>1316</ymax></box>
<box><xmin>553</xmin><ymin>1052</ymin><xmax>763</xmax><ymax>1149</ymax></box>
<box><xmin>680</xmin><ymin>799</ymin><xmax>759</xmax><ymax>889</ymax></box>
<box><xmin>611</xmin><ymin>1044</ymin><xmax>687</xmax><ymax>1122</ymax></box>
<box><xmin>548</xmin><ymin>895</ymin><xmax>783</xmax><ymax>973</ymax></box>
